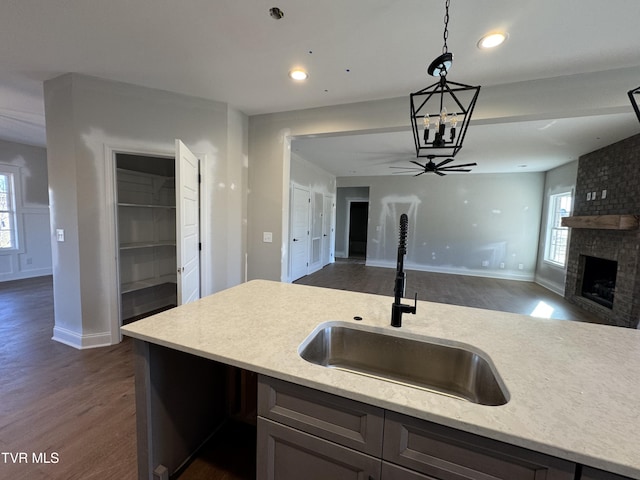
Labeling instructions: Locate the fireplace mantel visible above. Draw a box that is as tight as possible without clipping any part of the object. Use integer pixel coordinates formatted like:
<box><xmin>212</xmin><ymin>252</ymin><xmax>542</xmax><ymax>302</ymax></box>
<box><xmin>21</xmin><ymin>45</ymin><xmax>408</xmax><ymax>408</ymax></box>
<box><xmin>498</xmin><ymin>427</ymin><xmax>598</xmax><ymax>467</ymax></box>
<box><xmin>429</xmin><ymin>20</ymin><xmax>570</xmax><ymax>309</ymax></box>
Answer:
<box><xmin>561</xmin><ymin>214</ymin><xmax>639</xmax><ymax>230</ymax></box>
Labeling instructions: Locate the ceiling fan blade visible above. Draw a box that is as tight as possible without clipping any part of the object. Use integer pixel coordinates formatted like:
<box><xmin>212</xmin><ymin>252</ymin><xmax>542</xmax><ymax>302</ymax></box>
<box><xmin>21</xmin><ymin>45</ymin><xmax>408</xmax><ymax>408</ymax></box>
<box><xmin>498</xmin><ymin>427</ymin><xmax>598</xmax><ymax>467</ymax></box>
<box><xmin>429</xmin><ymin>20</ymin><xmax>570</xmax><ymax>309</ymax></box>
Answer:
<box><xmin>436</xmin><ymin>158</ymin><xmax>454</xmax><ymax>168</ymax></box>
<box><xmin>441</xmin><ymin>168</ymin><xmax>473</xmax><ymax>173</ymax></box>
<box><xmin>440</xmin><ymin>162</ymin><xmax>477</xmax><ymax>169</ymax></box>
<box><xmin>389</xmin><ymin>166</ymin><xmax>423</xmax><ymax>170</ymax></box>
<box><xmin>435</xmin><ymin>171</ymin><xmax>446</xmax><ymax>176</ymax></box>
<box><xmin>410</xmin><ymin>160</ymin><xmax>426</xmax><ymax>168</ymax></box>
<box><xmin>414</xmin><ymin>171</ymin><xmax>426</xmax><ymax>177</ymax></box>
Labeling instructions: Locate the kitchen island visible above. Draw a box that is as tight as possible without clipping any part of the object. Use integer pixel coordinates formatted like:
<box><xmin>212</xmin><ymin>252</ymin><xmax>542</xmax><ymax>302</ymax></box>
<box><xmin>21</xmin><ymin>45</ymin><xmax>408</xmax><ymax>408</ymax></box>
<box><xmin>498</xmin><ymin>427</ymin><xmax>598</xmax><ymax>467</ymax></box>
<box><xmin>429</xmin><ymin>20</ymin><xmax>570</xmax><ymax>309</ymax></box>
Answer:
<box><xmin>121</xmin><ymin>280</ymin><xmax>640</xmax><ymax>480</ymax></box>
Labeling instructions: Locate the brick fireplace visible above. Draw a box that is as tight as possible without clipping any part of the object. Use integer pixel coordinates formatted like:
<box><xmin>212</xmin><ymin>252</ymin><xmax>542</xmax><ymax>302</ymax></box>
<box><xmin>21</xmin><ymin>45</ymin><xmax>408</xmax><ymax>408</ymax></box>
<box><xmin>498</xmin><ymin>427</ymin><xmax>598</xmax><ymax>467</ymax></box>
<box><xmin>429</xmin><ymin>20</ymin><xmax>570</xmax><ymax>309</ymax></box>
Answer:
<box><xmin>563</xmin><ymin>133</ymin><xmax>640</xmax><ymax>328</ymax></box>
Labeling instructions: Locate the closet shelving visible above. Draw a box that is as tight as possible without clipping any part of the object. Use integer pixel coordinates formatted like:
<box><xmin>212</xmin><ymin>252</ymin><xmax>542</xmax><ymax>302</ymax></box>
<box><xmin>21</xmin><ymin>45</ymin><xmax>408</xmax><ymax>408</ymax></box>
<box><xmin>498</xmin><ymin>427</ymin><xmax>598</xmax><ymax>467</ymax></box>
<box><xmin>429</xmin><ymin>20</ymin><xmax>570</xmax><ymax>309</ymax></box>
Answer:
<box><xmin>116</xmin><ymin>156</ymin><xmax>177</xmax><ymax>322</ymax></box>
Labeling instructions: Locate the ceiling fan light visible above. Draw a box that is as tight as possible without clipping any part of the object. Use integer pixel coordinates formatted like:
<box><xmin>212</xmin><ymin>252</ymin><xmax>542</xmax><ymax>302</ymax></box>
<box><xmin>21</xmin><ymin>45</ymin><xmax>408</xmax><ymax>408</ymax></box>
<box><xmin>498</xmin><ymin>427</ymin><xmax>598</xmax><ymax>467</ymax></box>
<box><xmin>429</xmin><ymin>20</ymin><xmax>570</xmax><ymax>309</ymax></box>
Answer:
<box><xmin>477</xmin><ymin>32</ymin><xmax>508</xmax><ymax>49</ymax></box>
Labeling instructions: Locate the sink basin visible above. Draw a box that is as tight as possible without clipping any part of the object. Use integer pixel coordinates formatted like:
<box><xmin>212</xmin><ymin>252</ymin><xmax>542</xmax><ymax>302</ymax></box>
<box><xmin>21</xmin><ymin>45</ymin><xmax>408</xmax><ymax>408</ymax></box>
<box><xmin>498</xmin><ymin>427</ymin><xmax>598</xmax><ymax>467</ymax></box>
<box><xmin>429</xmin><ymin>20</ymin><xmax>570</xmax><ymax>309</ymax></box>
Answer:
<box><xmin>299</xmin><ymin>322</ymin><xmax>509</xmax><ymax>406</ymax></box>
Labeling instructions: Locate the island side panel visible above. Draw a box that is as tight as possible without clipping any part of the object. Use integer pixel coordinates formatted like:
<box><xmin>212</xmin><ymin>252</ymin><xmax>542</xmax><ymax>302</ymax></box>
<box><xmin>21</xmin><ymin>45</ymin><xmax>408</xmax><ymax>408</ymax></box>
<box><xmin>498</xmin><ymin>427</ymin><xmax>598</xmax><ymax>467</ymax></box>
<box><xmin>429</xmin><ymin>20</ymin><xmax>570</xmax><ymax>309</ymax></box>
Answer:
<box><xmin>133</xmin><ymin>339</ymin><xmax>228</xmax><ymax>479</ymax></box>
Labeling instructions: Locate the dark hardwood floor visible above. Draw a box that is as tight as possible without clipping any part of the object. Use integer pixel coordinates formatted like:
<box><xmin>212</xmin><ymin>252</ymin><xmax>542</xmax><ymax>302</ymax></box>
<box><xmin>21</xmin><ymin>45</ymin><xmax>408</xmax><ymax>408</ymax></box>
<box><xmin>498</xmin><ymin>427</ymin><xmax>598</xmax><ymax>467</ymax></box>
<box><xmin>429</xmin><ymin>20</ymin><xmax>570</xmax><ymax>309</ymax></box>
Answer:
<box><xmin>0</xmin><ymin>276</ymin><xmax>255</xmax><ymax>480</ymax></box>
<box><xmin>294</xmin><ymin>259</ymin><xmax>602</xmax><ymax>323</ymax></box>
<box><xmin>0</xmin><ymin>276</ymin><xmax>137</xmax><ymax>480</ymax></box>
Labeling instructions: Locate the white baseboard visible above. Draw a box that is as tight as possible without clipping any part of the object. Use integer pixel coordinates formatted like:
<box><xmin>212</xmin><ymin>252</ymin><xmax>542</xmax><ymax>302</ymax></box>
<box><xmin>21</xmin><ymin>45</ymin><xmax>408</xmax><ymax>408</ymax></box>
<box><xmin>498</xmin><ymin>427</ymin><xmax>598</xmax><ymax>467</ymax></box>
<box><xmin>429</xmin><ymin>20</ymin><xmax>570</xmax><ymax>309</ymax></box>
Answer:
<box><xmin>52</xmin><ymin>326</ymin><xmax>114</xmax><ymax>349</ymax></box>
<box><xmin>534</xmin><ymin>277</ymin><xmax>566</xmax><ymax>296</ymax></box>
<box><xmin>364</xmin><ymin>260</ymin><xmax>535</xmax><ymax>282</ymax></box>
<box><xmin>0</xmin><ymin>269</ymin><xmax>53</xmax><ymax>283</ymax></box>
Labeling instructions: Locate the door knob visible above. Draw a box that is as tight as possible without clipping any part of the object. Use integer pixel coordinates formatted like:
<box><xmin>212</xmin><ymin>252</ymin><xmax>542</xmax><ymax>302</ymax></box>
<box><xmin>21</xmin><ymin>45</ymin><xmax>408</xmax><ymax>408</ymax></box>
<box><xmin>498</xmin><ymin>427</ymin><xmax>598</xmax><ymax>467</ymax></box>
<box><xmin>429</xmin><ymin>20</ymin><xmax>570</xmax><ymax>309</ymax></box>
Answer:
<box><xmin>293</xmin><ymin>238</ymin><xmax>299</xmax><ymax>242</ymax></box>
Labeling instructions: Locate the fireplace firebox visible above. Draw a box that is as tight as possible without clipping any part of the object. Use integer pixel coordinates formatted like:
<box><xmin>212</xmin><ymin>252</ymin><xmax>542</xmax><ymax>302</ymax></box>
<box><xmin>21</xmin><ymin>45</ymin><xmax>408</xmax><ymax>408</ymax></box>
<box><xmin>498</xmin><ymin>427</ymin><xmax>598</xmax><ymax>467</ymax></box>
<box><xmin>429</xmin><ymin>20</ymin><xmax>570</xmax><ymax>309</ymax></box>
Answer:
<box><xmin>580</xmin><ymin>256</ymin><xmax>617</xmax><ymax>309</ymax></box>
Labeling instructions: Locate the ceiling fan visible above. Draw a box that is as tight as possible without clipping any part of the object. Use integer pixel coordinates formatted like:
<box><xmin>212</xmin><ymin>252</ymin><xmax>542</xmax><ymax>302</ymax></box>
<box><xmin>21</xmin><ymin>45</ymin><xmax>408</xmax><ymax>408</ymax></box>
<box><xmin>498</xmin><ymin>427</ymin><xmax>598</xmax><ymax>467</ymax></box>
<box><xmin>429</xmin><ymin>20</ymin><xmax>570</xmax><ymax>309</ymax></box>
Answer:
<box><xmin>390</xmin><ymin>155</ymin><xmax>477</xmax><ymax>176</ymax></box>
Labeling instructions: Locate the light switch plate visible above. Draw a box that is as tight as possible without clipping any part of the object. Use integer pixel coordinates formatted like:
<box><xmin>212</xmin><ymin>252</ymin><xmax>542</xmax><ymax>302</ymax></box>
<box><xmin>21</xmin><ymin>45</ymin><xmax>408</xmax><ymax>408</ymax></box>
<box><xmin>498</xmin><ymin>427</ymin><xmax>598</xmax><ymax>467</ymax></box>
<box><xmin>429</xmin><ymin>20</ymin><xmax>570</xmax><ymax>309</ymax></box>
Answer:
<box><xmin>56</xmin><ymin>229</ymin><xmax>65</xmax><ymax>242</ymax></box>
<box><xmin>263</xmin><ymin>232</ymin><xmax>273</xmax><ymax>243</ymax></box>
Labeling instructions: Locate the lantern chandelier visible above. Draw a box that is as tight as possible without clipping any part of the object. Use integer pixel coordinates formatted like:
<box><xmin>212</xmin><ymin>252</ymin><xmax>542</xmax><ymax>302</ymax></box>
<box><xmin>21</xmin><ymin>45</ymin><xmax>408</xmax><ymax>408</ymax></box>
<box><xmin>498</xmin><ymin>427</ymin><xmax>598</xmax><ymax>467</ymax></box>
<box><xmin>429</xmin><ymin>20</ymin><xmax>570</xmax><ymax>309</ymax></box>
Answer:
<box><xmin>629</xmin><ymin>86</ymin><xmax>640</xmax><ymax>124</ymax></box>
<box><xmin>410</xmin><ymin>0</ymin><xmax>480</xmax><ymax>159</ymax></box>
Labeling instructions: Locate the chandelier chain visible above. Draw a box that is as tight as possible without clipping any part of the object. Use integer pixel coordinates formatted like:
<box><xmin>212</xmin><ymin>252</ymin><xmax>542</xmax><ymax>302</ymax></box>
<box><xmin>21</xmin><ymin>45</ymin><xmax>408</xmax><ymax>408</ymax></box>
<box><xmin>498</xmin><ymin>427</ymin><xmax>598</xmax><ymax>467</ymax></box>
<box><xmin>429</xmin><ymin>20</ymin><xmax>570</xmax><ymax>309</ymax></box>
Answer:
<box><xmin>442</xmin><ymin>0</ymin><xmax>450</xmax><ymax>54</ymax></box>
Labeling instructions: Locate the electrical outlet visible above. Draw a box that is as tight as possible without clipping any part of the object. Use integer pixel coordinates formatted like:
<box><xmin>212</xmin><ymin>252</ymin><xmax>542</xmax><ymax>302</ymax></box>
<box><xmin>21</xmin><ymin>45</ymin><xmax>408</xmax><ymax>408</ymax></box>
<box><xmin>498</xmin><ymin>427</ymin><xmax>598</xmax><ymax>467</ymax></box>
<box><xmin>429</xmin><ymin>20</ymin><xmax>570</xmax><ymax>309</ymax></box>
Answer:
<box><xmin>518</xmin><ymin>263</ymin><xmax>524</xmax><ymax>270</ymax></box>
<box><xmin>263</xmin><ymin>232</ymin><xmax>273</xmax><ymax>243</ymax></box>
<box><xmin>481</xmin><ymin>260</ymin><xmax>489</xmax><ymax>267</ymax></box>
<box><xmin>499</xmin><ymin>262</ymin><xmax>505</xmax><ymax>269</ymax></box>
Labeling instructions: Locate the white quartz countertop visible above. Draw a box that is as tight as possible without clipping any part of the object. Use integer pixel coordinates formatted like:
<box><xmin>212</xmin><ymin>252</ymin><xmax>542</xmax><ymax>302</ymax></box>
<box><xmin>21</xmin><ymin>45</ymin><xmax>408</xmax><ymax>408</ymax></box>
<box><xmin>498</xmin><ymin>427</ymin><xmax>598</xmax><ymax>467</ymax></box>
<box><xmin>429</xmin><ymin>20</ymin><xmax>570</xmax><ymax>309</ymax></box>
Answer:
<box><xmin>121</xmin><ymin>280</ymin><xmax>640</xmax><ymax>479</ymax></box>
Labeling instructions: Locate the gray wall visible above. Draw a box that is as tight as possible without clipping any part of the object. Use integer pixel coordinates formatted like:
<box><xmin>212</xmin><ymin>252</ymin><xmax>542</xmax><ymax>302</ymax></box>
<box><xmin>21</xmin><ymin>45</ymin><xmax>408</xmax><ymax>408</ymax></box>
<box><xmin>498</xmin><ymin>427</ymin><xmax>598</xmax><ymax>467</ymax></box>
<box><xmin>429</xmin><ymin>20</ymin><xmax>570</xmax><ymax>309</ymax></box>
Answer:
<box><xmin>535</xmin><ymin>161</ymin><xmax>577</xmax><ymax>294</ymax></box>
<box><xmin>44</xmin><ymin>73</ymin><xmax>248</xmax><ymax>348</ymax></box>
<box><xmin>339</xmin><ymin>173</ymin><xmax>544</xmax><ymax>280</ymax></box>
<box><xmin>290</xmin><ymin>152</ymin><xmax>336</xmax><ymax>193</ymax></box>
<box><xmin>0</xmin><ymin>139</ymin><xmax>52</xmax><ymax>281</ymax></box>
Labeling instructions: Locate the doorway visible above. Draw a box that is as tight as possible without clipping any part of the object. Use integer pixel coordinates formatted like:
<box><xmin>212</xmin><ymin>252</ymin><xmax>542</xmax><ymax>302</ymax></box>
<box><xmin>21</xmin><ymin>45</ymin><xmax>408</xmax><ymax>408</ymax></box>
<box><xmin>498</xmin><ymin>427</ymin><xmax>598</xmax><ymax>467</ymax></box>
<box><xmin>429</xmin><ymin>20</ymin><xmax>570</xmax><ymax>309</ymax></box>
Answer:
<box><xmin>113</xmin><ymin>140</ymin><xmax>201</xmax><ymax>329</ymax></box>
<box><xmin>348</xmin><ymin>201</ymin><xmax>369</xmax><ymax>260</ymax></box>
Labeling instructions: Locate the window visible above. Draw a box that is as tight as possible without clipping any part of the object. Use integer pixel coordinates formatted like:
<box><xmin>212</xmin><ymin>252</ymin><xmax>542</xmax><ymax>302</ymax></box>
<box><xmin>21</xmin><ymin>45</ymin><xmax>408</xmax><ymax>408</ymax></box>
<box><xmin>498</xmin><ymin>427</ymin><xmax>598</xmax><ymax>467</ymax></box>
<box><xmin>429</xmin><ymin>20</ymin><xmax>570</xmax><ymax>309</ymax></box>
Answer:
<box><xmin>545</xmin><ymin>192</ymin><xmax>572</xmax><ymax>266</ymax></box>
<box><xmin>0</xmin><ymin>172</ymin><xmax>17</xmax><ymax>249</ymax></box>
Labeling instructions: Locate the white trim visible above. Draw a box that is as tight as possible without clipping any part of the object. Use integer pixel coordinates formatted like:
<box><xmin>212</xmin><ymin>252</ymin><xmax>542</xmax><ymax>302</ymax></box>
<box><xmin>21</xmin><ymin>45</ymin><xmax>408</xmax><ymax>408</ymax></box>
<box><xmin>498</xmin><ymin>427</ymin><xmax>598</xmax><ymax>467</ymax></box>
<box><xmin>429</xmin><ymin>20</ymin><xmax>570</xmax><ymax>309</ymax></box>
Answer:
<box><xmin>365</xmin><ymin>259</ymin><xmax>535</xmax><ymax>282</ymax></box>
<box><xmin>0</xmin><ymin>165</ymin><xmax>26</xmax><ymax>254</ymax></box>
<box><xmin>281</xmin><ymin>132</ymin><xmax>292</xmax><ymax>283</ymax></box>
<box><xmin>52</xmin><ymin>326</ymin><xmax>112</xmax><ymax>350</ymax></box>
<box><xmin>0</xmin><ymin>269</ymin><xmax>52</xmax><ymax>282</ymax></box>
<box><xmin>535</xmin><ymin>276</ymin><xmax>566</xmax><ymax>296</ymax></box>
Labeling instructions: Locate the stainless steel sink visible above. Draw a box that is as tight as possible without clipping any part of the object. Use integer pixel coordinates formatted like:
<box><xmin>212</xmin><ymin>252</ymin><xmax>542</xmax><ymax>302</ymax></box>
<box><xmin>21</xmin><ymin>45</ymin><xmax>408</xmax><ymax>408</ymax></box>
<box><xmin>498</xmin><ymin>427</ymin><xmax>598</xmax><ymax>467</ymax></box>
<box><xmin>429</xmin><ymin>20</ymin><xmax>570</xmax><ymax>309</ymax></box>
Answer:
<box><xmin>298</xmin><ymin>322</ymin><xmax>509</xmax><ymax>406</ymax></box>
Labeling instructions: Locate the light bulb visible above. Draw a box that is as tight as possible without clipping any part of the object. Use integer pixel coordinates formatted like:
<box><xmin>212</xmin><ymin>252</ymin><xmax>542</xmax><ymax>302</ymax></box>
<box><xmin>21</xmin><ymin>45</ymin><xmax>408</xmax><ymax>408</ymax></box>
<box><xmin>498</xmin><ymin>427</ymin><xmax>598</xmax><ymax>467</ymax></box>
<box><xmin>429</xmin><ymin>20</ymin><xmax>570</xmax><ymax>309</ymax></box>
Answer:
<box><xmin>423</xmin><ymin>116</ymin><xmax>430</xmax><ymax>129</ymax></box>
<box><xmin>478</xmin><ymin>32</ymin><xmax>508</xmax><ymax>49</ymax></box>
<box><xmin>450</xmin><ymin>113</ymin><xmax>458</xmax><ymax>128</ymax></box>
<box><xmin>440</xmin><ymin>108</ymin><xmax>447</xmax><ymax>124</ymax></box>
<box><xmin>288</xmin><ymin>69</ymin><xmax>308</xmax><ymax>81</ymax></box>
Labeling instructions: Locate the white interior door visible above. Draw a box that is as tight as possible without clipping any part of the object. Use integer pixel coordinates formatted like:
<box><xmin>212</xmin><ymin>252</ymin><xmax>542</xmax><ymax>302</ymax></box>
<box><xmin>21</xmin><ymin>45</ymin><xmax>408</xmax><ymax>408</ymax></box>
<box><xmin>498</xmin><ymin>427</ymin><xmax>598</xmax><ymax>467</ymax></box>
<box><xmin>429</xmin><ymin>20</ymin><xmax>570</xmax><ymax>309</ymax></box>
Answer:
<box><xmin>176</xmin><ymin>139</ymin><xmax>200</xmax><ymax>304</ymax></box>
<box><xmin>308</xmin><ymin>191</ymin><xmax>324</xmax><ymax>274</ymax></box>
<box><xmin>322</xmin><ymin>194</ymin><xmax>335</xmax><ymax>266</ymax></box>
<box><xmin>290</xmin><ymin>184</ymin><xmax>310</xmax><ymax>282</ymax></box>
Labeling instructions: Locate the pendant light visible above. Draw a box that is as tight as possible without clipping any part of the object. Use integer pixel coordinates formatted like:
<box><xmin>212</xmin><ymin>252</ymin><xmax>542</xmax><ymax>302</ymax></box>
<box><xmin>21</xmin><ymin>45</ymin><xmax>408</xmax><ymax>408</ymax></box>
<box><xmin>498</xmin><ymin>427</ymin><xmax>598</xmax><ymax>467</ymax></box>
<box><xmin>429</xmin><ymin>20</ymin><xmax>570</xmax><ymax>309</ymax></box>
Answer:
<box><xmin>409</xmin><ymin>0</ymin><xmax>480</xmax><ymax>159</ymax></box>
<box><xmin>629</xmin><ymin>86</ymin><xmax>640</xmax><ymax>123</ymax></box>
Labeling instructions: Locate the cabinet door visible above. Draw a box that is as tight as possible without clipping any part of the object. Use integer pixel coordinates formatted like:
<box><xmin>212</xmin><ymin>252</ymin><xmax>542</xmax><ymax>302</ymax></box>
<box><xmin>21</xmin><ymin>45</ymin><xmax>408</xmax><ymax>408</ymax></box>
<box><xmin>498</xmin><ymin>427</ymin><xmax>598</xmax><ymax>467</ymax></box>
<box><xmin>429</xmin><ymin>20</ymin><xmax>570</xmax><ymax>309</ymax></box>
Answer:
<box><xmin>258</xmin><ymin>417</ymin><xmax>381</xmax><ymax>480</ymax></box>
<box><xmin>581</xmin><ymin>466</ymin><xmax>635</xmax><ymax>480</ymax></box>
<box><xmin>384</xmin><ymin>411</ymin><xmax>575</xmax><ymax>480</ymax></box>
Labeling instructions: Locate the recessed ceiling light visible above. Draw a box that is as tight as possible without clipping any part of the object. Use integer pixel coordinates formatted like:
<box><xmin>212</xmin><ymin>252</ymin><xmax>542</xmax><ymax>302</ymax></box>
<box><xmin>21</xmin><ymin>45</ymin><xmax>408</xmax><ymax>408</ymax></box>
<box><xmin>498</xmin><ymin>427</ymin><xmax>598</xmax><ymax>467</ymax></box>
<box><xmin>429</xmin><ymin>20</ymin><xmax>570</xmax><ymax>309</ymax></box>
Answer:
<box><xmin>477</xmin><ymin>32</ymin><xmax>508</xmax><ymax>49</ymax></box>
<box><xmin>288</xmin><ymin>69</ymin><xmax>308</xmax><ymax>81</ymax></box>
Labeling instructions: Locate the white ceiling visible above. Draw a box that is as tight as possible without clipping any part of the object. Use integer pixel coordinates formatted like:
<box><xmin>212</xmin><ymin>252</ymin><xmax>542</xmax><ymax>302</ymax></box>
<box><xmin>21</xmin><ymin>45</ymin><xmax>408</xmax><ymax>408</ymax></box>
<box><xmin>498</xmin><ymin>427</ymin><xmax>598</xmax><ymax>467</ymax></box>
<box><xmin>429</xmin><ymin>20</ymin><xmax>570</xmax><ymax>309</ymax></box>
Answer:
<box><xmin>1</xmin><ymin>0</ymin><xmax>639</xmax><ymax>174</ymax></box>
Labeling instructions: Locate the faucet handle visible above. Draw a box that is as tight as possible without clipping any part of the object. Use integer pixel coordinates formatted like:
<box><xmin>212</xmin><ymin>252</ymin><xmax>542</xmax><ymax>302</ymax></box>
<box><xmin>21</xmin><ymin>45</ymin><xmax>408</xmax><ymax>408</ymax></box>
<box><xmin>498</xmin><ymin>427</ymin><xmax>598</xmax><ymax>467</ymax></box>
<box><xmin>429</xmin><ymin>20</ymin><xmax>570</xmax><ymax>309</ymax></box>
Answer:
<box><xmin>409</xmin><ymin>293</ymin><xmax>418</xmax><ymax>314</ymax></box>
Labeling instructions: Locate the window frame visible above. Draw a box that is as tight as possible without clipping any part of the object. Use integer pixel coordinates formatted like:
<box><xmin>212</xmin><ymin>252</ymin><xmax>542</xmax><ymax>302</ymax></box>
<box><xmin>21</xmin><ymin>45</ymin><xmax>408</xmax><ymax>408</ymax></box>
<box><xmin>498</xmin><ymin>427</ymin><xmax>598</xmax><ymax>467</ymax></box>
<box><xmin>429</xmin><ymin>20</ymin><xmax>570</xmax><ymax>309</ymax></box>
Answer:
<box><xmin>0</xmin><ymin>165</ymin><xmax>24</xmax><ymax>253</ymax></box>
<box><xmin>544</xmin><ymin>191</ymin><xmax>572</xmax><ymax>267</ymax></box>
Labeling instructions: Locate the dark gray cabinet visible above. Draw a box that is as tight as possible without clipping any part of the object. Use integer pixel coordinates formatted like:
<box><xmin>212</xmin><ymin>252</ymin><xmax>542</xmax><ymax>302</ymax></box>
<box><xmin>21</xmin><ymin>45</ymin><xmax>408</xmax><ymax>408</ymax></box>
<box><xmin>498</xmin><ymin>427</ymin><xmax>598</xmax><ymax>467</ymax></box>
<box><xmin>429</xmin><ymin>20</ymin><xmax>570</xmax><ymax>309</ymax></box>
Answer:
<box><xmin>257</xmin><ymin>375</ymin><xmax>576</xmax><ymax>480</ymax></box>
<box><xmin>581</xmin><ymin>467</ymin><xmax>635</xmax><ymax>480</ymax></box>
<box><xmin>384</xmin><ymin>411</ymin><xmax>575</xmax><ymax>480</ymax></box>
<box><xmin>257</xmin><ymin>418</ymin><xmax>381</xmax><ymax>480</ymax></box>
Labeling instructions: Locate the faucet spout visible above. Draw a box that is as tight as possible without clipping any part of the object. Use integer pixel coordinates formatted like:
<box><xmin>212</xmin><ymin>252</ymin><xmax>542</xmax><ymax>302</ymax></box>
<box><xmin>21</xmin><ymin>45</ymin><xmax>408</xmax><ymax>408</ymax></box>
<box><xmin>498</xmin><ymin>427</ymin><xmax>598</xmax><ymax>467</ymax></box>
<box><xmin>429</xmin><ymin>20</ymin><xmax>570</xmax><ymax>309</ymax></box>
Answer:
<box><xmin>391</xmin><ymin>214</ymin><xmax>417</xmax><ymax>327</ymax></box>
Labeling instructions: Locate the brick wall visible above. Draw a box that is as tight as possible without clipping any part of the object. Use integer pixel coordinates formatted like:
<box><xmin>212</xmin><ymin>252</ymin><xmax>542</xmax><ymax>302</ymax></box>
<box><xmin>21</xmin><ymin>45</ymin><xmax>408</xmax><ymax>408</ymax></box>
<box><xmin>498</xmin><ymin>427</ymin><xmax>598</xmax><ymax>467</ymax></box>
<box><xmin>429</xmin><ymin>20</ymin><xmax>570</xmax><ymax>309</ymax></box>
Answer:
<box><xmin>564</xmin><ymin>133</ymin><xmax>640</xmax><ymax>328</ymax></box>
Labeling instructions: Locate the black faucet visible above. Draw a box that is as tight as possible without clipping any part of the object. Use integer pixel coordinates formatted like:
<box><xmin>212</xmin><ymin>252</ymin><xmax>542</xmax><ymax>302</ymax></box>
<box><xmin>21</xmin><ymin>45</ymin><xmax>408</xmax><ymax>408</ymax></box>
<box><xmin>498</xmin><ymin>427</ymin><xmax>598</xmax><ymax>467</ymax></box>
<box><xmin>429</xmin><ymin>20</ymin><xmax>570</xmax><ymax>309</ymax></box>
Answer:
<box><xmin>391</xmin><ymin>213</ymin><xmax>417</xmax><ymax>327</ymax></box>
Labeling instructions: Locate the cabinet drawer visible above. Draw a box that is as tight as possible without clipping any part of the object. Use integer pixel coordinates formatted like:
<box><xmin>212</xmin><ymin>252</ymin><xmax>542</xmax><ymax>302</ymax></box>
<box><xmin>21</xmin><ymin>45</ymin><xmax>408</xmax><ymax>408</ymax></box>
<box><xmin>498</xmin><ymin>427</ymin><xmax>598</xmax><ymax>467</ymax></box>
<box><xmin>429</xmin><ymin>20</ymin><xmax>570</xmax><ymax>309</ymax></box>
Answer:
<box><xmin>381</xmin><ymin>461</ymin><xmax>439</xmax><ymax>480</ymax></box>
<box><xmin>384</xmin><ymin>411</ymin><xmax>575</xmax><ymax>480</ymax></box>
<box><xmin>257</xmin><ymin>417</ymin><xmax>381</xmax><ymax>480</ymax></box>
<box><xmin>581</xmin><ymin>466</ymin><xmax>635</xmax><ymax>480</ymax></box>
<box><xmin>258</xmin><ymin>375</ymin><xmax>384</xmax><ymax>456</ymax></box>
